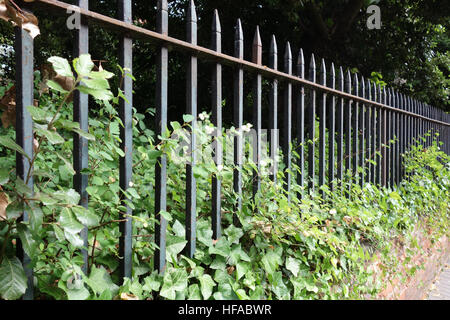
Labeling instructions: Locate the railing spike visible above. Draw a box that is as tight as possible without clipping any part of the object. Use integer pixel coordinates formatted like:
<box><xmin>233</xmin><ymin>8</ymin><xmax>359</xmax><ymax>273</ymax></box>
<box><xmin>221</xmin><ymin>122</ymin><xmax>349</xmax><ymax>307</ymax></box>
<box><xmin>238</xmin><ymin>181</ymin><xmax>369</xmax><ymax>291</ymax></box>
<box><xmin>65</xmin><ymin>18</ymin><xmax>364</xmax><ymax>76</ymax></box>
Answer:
<box><xmin>187</xmin><ymin>0</ymin><xmax>197</xmax><ymax>23</ymax></box>
<box><xmin>212</xmin><ymin>9</ymin><xmax>221</xmax><ymax>33</ymax></box>
<box><xmin>252</xmin><ymin>26</ymin><xmax>262</xmax><ymax>65</ymax></box>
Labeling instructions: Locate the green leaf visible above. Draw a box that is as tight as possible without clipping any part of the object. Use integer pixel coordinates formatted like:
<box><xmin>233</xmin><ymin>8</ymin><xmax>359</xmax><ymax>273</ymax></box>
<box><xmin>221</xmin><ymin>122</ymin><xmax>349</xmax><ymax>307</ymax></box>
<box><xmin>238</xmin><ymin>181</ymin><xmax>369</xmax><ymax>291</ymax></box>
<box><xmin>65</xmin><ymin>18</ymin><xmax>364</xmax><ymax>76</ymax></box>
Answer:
<box><xmin>26</xmin><ymin>106</ymin><xmax>54</xmax><ymax>123</ymax></box>
<box><xmin>58</xmin><ymin>281</ymin><xmax>90</xmax><ymax>300</ymax></box>
<box><xmin>35</xmin><ymin>127</ymin><xmax>65</xmax><ymax>145</ymax></box>
<box><xmin>17</xmin><ymin>223</ymin><xmax>37</xmax><ymax>259</ymax></box>
<box><xmin>85</xmin><ymin>266</ymin><xmax>118</xmax><ymax>296</ymax></box>
<box><xmin>183</xmin><ymin>114</ymin><xmax>194</xmax><ymax>123</ymax></box>
<box><xmin>286</xmin><ymin>257</ymin><xmax>300</xmax><ymax>277</ymax></box>
<box><xmin>166</xmin><ymin>235</ymin><xmax>187</xmax><ymax>260</ymax></box>
<box><xmin>0</xmin><ymin>136</ymin><xmax>30</xmax><ymax>160</ymax></box>
<box><xmin>236</xmin><ymin>262</ymin><xmax>250</xmax><ymax>280</ymax></box>
<box><xmin>88</xmin><ymin>70</ymin><xmax>115</xmax><ymax>80</ymax></box>
<box><xmin>172</xmin><ymin>220</ymin><xmax>185</xmax><ymax>237</ymax></box>
<box><xmin>142</xmin><ymin>271</ymin><xmax>162</xmax><ymax>292</ymax></box>
<box><xmin>0</xmin><ymin>168</ymin><xmax>9</xmax><ymax>185</ymax></box>
<box><xmin>53</xmin><ymin>189</ymin><xmax>80</xmax><ymax>205</ymax></box>
<box><xmin>77</xmin><ymin>85</ymin><xmax>113</xmax><ymax>101</ymax></box>
<box><xmin>72</xmin><ymin>128</ymin><xmax>96</xmax><ymax>141</ymax></box>
<box><xmin>59</xmin><ymin>208</ymin><xmax>84</xmax><ymax>234</ymax></box>
<box><xmin>0</xmin><ymin>257</ymin><xmax>27</xmax><ymax>300</ymax></box>
<box><xmin>224</xmin><ymin>225</ymin><xmax>244</xmax><ymax>244</ymax></box>
<box><xmin>187</xmin><ymin>284</ymin><xmax>202</xmax><ymax>300</ymax></box>
<box><xmin>148</xmin><ymin>150</ymin><xmax>163</xmax><ymax>160</ymax></box>
<box><xmin>64</xmin><ymin>230</ymin><xmax>84</xmax><ymax>248</ymax></box>
<box><xmin>53</xmin><ymin>225</ymin><xmax>65</xmax><ymax>242</ymax></box>
<box><xmin>72</xmin><ymin>206</ymin><xmax>99</xmax><ymax>227</ymax></box>
<box><xmin>213</xmin><ymin>283</ymin><xmax>238</xmax><ymax>300</ymax></box>
<box><xmin>82</xmin><ymin>78</ymin><xmax>110</xmax><ymax>90</ymax></box>
<box><xmin>48</xmin><ymin>56</ymin><xmax>74</xmax><ymax>78</ymax></box>
<box><xmin>73</xmin><ymin>54</ymin><xmax>95</xmax><ymax>77</ymax></box>
<box><xmin>199</xmin><ymin>274</ymin><xmax>215</xmax><ymax>300</ymax></box>
<box><xmin>6</xmin><ymin>201</ymin><xmax>24</xmax><ymax>220</ymax></box>
<box><xmin>208</xmin><ymin>237</ymin><xmax>231</xmax><ymax>257</ymax></box>
<box><xmin>261</xmin><ymin>250</ymin><xmax>282</xmax><ymax>275</ymax></box>
<box><xmin>46</xmin><ymin>80</ymin><xmax>69</xmax><ymax>93</ymax></box>
<box><xmin>159</xmin><ymin>210</ymin><xmax>172</xmax><ymax>222</ymax></box>
<box><xmin>56</xmin><ymin>152</ymin><xmax>76</xmax><ymax>176</ymax></box>
<box><xmin>160</xmin><ymin>268</ymin><xmax>188</xmax><ymax>300</ymax></box>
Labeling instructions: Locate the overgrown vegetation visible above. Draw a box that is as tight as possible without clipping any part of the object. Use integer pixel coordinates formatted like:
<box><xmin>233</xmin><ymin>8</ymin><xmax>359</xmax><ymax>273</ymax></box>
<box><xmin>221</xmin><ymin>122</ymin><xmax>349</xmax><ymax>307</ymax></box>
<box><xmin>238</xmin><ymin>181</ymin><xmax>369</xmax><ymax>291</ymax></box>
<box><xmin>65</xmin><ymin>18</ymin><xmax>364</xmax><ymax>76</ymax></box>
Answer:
<box><xmin>0</xmin><ymin>55</ymin><xmax>448</xmax><ymax>300</ymax></box>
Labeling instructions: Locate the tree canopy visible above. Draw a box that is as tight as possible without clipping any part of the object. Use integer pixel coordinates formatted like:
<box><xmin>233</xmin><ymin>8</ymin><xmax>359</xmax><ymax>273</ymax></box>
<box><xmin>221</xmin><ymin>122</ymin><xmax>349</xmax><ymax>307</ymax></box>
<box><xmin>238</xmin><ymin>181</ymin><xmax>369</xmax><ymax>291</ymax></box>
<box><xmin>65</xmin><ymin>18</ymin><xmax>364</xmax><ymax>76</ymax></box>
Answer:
<box><xmin>0</xmin><ymin>0</ymin><xmax>449</xmax><ymax>112</ymax></box>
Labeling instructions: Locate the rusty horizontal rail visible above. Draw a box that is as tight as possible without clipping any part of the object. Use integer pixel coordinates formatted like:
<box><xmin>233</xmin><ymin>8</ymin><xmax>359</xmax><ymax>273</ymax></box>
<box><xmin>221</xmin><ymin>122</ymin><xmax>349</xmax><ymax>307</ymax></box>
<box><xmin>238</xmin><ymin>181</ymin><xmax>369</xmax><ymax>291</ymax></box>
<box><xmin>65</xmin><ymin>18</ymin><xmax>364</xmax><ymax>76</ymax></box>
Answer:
<box><xmin>33</xmin><ymin>0</ymin><xmax>449</xmax><ymax>127</ymax></box>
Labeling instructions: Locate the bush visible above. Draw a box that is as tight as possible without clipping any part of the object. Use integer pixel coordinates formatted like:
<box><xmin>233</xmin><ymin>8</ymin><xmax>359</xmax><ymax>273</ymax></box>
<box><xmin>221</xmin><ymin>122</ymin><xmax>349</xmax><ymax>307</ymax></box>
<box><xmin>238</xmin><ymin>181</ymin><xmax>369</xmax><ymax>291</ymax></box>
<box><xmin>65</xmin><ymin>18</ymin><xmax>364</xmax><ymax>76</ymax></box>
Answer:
<box><xmin>0</xmin><ymin>55</ymin><xmax>448</xmax><ymax>300</ymax></box>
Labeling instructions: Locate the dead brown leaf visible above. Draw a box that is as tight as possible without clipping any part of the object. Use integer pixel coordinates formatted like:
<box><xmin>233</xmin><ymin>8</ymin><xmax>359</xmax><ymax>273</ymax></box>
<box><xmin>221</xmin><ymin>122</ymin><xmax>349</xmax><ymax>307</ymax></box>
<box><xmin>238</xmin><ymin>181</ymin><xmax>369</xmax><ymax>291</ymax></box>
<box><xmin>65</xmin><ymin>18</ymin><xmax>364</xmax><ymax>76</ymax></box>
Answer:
<box><xmin>0</xmin><ymin>1</ymin><xmax>40</xmax><ymax>39</ymax></box>
<box><xmin>0</xmin><ymin>191</ymin><xmax>8</xmax><ymax>220</ymax></box>
<box><xmin>120</xmin><ymin>293</ymin><xmax>139</xmax><ymax>300</ymax></box>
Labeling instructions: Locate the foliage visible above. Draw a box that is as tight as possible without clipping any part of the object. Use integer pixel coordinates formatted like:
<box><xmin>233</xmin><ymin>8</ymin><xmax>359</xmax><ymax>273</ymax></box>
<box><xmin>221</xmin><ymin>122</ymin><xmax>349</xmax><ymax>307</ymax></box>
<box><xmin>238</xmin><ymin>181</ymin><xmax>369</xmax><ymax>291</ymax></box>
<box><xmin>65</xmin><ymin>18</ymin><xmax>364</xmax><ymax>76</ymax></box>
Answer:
<box><xmin>0</xmin><ymin>55</ymin><xmax>448</xmax><ymax>300</ymax></box>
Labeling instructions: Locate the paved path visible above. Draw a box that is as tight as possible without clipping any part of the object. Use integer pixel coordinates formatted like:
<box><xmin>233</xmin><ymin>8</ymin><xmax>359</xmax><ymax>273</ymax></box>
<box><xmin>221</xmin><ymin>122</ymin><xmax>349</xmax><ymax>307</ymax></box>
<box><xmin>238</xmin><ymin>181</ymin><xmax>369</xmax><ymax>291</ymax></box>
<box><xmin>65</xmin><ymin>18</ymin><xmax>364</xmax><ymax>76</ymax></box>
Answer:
<box><xmin>427</xmin><ymin>257</ymin><xmax>450</xmax><ymax>300</ymax></box>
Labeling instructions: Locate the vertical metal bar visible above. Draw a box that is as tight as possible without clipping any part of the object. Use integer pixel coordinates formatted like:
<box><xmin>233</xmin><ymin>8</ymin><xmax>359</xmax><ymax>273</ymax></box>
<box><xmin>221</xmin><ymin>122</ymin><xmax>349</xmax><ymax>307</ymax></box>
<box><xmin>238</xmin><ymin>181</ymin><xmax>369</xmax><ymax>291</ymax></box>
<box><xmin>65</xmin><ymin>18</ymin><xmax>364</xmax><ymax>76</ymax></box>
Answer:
<box><xmin>381</xmin><ymin>88</ymin><xmax>387</xmax><ymax>187</ymax></box>
<box><xmin>399</xmin><ymin>93</ymin><xmax>405</xmax><ymax>181</ymax></box>
<box><xmin>15</xmin><ymin>26</ymin><xmax>34</xmax><ymax>301</ymax></box>
<box><xmin>269</xmin><ymin>36</ymin><xmax>278</xmax><ymax>184</ymax></box>
<box><xmin>211</xmin><ymin>10</ymin><xmax>222</xmax><ymax>240</ymax></box>
<box><xmin>252</xmin><ymin>27</ymin><xmax>262</xmax><ymax>196</ymax></box>
<box><xmin>344</xmin><ymin>71</ymin><xmax>352</xmax><ymax>195</ymax></box>
<box><xmin>376</xmin><ymin>85</ymin><xmax>382</xmax><ymax>186</ymax></box>
<box><xmin>352</xmin><ymin>74</ymin><xmax>359</xmax><ymax>187</ymax></box>
<box><xmin>155</xmin><ymin>0</ymin><xmax>168</xmax><ymax>273</ymax></box>
<box><xmin>283</xmin><ymin>43</ymin><xmax>292</xmax><ymax>199</ymax></box>
<box><xmin>118</xmin><ymin>0</ymin><xmax>133</xmax><ymax>280</ymax></box>
<box><xmin>336</xmin><ymin>67</ymin><xmax>344</xmax><ymax>191</ymax></box>
<box><xmin>296</xmin><ymin>49</ymin><xmax>305</xmax><ymax>194</ymax></box>
<box><xmin>73</xmin><ymin>0</ymin><xmax>89</xmax><ymax>274</ymax></box>
<box><xmin>233</xmin><ymin>19</ymin><xmax>244</xmax><ymax>224</ymax></box>
<box><xmin>364</xmin><ymin>80</ymin><xmax>371</xmax><ymax>184</ymax></box>
<box><xmin>185</xmin><ymin>0</ymin><xmax>197</xmax><ymax>258</ymax></box>
<box><xmin>370</xmin><ymin>84</ymin><xmax>376</xmax><ymax>184</ymax></box>
<box><xmin>327</xmin><ymin>63</ymin><xmax>336</xmax><ymax>193</ymax></box>
<box><xmin>389</xmin><ymin>88</ymin><xmax>396</xmax><ymax>188</ymax></box>
<box><xmin>307</xmin><ymin>55</ymin><xmax>316</xmax><ymax>193</ymax></box>
<box><xmin>386</xmin><ymin>88</ymin><xmax>392</xmax><ymax>188</ymax></box>
<box><xmin>396</xmin><ymin>91</ymin><xmax>402</xmax><ymax>185</ymax></box>
<box><xmin>318</xmin><ymin>59</ymin><xmax>326</xmax><ymax>197</ymax></box>
<box><xmin>359</xmin><ymin>77</ymin><xmax>365</xmax><ymax>188</ymax></box>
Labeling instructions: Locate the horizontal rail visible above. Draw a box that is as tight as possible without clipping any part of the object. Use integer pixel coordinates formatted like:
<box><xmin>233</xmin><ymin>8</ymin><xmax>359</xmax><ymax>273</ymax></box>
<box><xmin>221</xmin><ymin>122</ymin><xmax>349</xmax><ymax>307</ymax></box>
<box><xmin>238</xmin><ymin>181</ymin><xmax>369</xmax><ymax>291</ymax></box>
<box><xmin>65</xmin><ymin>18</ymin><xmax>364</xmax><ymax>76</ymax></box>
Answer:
<box><xmin>33</xmin><ymin>0</ymin><xmax>449</xmax><ymax>128</ymax></box>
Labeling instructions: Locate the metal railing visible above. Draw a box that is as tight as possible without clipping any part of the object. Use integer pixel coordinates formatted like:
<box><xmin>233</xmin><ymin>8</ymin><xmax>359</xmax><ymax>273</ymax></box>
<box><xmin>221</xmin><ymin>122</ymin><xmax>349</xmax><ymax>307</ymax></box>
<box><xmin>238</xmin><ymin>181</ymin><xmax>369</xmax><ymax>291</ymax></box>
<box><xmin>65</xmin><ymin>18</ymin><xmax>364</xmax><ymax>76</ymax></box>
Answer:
<box><xmin>11</xmin><ymin>0</ymin><xmax>450</xmax><ymax>299</ymax></box>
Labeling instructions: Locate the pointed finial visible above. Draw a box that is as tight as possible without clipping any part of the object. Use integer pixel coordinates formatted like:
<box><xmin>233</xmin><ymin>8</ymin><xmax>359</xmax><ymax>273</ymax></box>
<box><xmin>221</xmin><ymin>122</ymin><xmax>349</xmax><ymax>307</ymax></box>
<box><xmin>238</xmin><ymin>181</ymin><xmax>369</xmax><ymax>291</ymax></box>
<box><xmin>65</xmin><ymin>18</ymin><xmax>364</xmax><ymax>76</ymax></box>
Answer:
<box><xmin>309</xmin><ymin>54</ymin><xmax>316</xmax><ymax>82</ymax></box>
<box><xmin>235</xmin><ymin>19</ymin><xmax>243</xmax><ymax>41</ymax></box>
<box><xmin>360</xmin><ymin>76</ymin><xmax>365</xmax><ymax>98</ymax></box>
<box><xmin>366</xmin><ymin>79</ymin><xmax>372</xmax><ymax>100</ymax></box>
<box><xmin>212</xmin><ymin>9</ymin><xmax>221</xmax><ymax>33</ymax></box>
<box><xmin>252</xmin><ymin>26</ymin><xmax>262</xmax><ymax>65</ymax></box>
<box><xmin>212</xmin><ymin>10</ymin><xmax>221</xmax><ymax>53</ymax></box>
<box><xmin>234</xmin><ymin>19</ymin><xmax>244</xmax><ymax>59</ymax></box>
<box><xmin>270</xmin><ymin>35</ymin><xmax>278</xmax><ymax>55</ymax></box>
<box><xmin>319</xmin><ymin>59</ymin><xmax>326</xmax><ymax>85</ymax></box>
<box><xmin>297</xmin><ymin>48</ymin><xmax>304</xmax><ymax>79</ymax></box>
<box><xmin>338</xmin><ymin>66</ymin><xmax>344</xmax><ymax>91</ymax></box>
<box><xmin>284</xmin><ymin>42</ymin><xmax>292</xmax><ymax>75</ymax></box>
<box><xmin>345</xmin><ymin>70</ymin><xmax>352</xmax><ymax>94</ymax></box>
<box><xmin>187</xmin><ymin>0</ymin><xmax>197</xmax><ymax>22</ymax></box>
<box><xmin>353</xmin><ymin>72</ymin><xmax>359</xmax><ymax>96</ymax></box>
<box><xmin>269</xmin><ymin>35</ymin><xmax>277</xmax><ymax>71</ymax></box>
<box><xmin>328</xmin><ymin>62</ymin><xmax>335</xmax><ymax>89</ymax></box>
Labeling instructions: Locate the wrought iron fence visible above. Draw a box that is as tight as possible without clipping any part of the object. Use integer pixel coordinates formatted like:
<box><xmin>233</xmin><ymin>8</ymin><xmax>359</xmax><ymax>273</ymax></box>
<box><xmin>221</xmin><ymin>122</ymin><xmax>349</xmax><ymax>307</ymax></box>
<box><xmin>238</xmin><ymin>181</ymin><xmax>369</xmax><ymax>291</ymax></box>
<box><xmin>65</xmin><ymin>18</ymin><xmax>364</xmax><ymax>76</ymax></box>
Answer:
<box><xmin>10</xmin><ymin>0</ymin><xmax>450</xmax><ymax>299</ymax></box>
